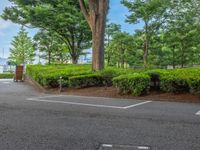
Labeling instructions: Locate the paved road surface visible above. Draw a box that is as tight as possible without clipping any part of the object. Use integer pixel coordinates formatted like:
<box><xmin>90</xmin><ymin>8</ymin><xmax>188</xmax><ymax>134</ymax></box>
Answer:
<box><xmin>0</xmin><ymin>79</ymin><xmax>200</xmax><ymax>150</ymax></box>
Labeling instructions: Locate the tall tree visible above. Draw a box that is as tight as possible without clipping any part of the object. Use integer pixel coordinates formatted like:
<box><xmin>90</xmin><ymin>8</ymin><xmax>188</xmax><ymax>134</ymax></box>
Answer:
<box><xmin>163</xmin><ymin>0</ymin><xmax>200</xmax><ymax>68</ymax></box>
<box><xmin>9</xmin><ymin>27</ymin><xmax>36</xmax><ymax>65</ymax></box>
<box><xmin>34</xmin><ymin>30</ymin><xmax>69</xmax><ymax>65</ymax></box>
<box><xmin>2</xmin><ymin>0</ymin><xmax>91</xmax><ymax>64</ymax></box>
<box><xmin>105</xmin><ymin>22</ymin><xmax>121</xmax><ymax>65</ymax></box>
<box><xmin>122</xmin><ymin>0</ymin><xmax>169</xmax><ymax>67</ymax></box>
<box><xmin>105</xmin><ymin>22</ymin><xmax>121</xmax><ymax>46</ymax></box>
<box><xmin>106</xmin><ymin>32</ymin><xmax>142</xmax><ymax>68</ymax></box>
<box><xmin>79</xmin><ymin>0</ymin><xmax>109</xmax><ymax>71</ymax></box>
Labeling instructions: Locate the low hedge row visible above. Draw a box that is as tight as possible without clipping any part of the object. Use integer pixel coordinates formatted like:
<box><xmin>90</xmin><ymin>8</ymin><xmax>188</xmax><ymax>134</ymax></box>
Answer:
<box><xmin>26</xmin><ymin>65</ymin><xmax>92</xmax><ymax>88</ymax></box>
<box><xmin>147</xmin><ymin>68</ymin><xmax>200</xmax><ymax>94</ymax></box>
<box><xmin>26</xmin><ymin>65</ymin><xmax>200</xmax><ymax>95</ymax></box>
<box><xmin>69</xmin><ymin>74</ymin><xmax>103</xmax><ymax>88</ymax></box>
<box><xmin>26</xmin><ymin>65</ymin><xmax>134</xmax><ymax>88</ymax></box>
<box><xmin>113</xmin><ymin>73</ymin><xmax>150</xmax><ymax>96</ymax></box>
<box><xmin>0</xmin><ymin>73</ymin><xmax>14</xmax><ymax>79</ymax></box>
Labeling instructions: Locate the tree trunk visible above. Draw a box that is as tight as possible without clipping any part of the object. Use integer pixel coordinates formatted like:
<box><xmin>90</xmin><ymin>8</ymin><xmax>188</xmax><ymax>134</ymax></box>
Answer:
<box><xmin>121</xmin><ymin>45</ymin><xmax>125</xmax><ymax>69</ymax></box>
<box><xmin>92</xmin><ymin>27</ymin><xmax>105</xmax><ymax>70</ymax></box>
<box><xmin>79</xmin><ymin>0</ymin><xmax>109</xmax><ymax>71</ymax></box>
<box><xmin>143</xmin><ymin>21</ymin><xmax>149</xmax><ymax>68</ymax></box>
<box><xmin>71</xmin><ymin>55</ymin><xmax>78</xmax><ymax>64</ymax></box>
<box><xmin>180</xmin><ymin>43</ymin><xmax>185</xmax><ymax>68</ymax></box>
<box><xmin>48</xmin><ymin>51</ymin><xmax>51</xmax><ymax>65</ymax></box>
<box><xmin>172</xmin><ymin>47</ymin><xmax>175</xmax><ymax>69</ymax></box>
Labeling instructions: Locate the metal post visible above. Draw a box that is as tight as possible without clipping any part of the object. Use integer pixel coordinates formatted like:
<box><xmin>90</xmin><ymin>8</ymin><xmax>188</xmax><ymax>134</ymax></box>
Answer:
<box><xmin>59</xmin><ymin>76</ymin><xmax>62</xmax><ymax>93</ymax></box>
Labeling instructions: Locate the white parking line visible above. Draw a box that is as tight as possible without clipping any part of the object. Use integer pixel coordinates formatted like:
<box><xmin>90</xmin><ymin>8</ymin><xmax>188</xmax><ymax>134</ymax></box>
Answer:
<box><xmin>0</xmin><ymin>79</ymin><xmax>13</xmax><ymax>82</ymax></box>
<box><xmin>27</xmin><ymin>97</ymin><xmax>152</xmax><ymax>110</ymax></box>
<box><xmin>27</xmin><ymin>98</ymin><xmax>126</xmax><ymax>109</ymax></box>
<box><xmin>2</xmin><ymin>82</ymin><xmax>11</xmax><ymax>84</ymax></box>
<box><xmin>196</xmin><ymin>110</ymin><xmax>200</xmax><ymax>116</ymax></box>
<box><xmin>123</xmin><ymin>101</ymin><xmax>152</xmax><ymax>109</ymax></box>
<box><xmin>33</xmin><ymin>94</ymin><xmax>136</xmax><ymax>101</ymax></box>
<box><xmin>100</xmin><ymin>144</ymin><xmax>150</xmax><ymax>149</ymax></box>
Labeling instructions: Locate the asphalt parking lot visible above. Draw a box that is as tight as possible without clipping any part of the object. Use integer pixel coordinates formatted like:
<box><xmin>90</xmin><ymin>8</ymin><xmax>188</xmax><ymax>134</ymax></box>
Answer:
<box><xmin>0</xmin><ymin>79</ymin><xmax>200</xmax><ymax>150</ymax></box>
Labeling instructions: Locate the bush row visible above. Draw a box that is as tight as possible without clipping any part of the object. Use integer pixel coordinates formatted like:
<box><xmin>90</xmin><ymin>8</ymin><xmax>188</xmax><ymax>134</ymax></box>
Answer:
<box><xmin>113</xmin><ymin>73</ymin><xmax>150</xmax><ymax>96</ymax></box>
<box><xmin>26</xmin><ymin>65</ymin><xmax>200</xmax><ymax>95</ymax></box>
<box><xmin>146</xmin><ymin>68</ymin><xmax>200</xmax><ymax>94</ymax></box>
<box><xmin>0</xmin><ymin>73</ymin><xmax>14</xmax><ymax>79</ymax></box>
<box><xmin>26</xmin><ymin>65</ymin><xmax>92</xmax><ymax>88</ymax></box>
<box><xmin>26</xmin><ymin>65</ymin><xmax>124</xmax><ymax>88</ymax></box>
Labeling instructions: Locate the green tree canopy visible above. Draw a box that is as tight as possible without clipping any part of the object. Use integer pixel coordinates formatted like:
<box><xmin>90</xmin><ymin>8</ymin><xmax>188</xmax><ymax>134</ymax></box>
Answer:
<box><xmin>9</xmin><ymin>27</ymin><xmax>36</xmax><ymax>65</ymax></box>
<box><xmin>2</xmin><ymin>0</ymin><xmax>92</xmax><ymax>64</ymax></box>
<box><xmin>34</xmin><ymin>30</ymin><xmax>70</xmax><ymax>65</ymax></box>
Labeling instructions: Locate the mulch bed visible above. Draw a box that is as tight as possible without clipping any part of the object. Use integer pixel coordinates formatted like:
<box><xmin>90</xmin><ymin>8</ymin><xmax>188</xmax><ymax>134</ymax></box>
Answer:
<box><xmin>46</xmin><ymin>86</ymin><xmax>200</xmax><ymax>103</ymax></box>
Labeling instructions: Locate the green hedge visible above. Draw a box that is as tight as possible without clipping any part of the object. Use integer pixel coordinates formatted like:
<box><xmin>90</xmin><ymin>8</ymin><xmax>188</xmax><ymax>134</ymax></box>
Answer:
<box><xmin>26</xmin><ymin>65</ymin><xmax>138</xmax><ymax>88</ymax></box>
<box><xmin>160</xmin><ymin>75</ymin><xmax>189</xmax><ymax>93</ymax></box>
<box><xmin>0</xmin><ymin>73</ymin><xmax>14</xmax><ymax>79</ymax></box>
<box><xmin>69</xmin><ymin>73</ymin><xmax>103</xmax><ymax>88</ymax></box>
<box><xmin>187</xmin><ymin>77</ymin><xmax>200</xmax><ymax>94</ymax></box>
<box><xmin>113</xmin><ymin>73</ymin><xmax>150</xmax><ymax>96</ymax></box>
<box><xmin>146</xmin><ymin>68</ymin><xmax>200</xmax><ymax>94</ymax></box>
<box><xmin>26</xmin><ymin>64</ymin><xmax>92</xmax><ymax>88</ymax></box>
<box><xmin>26</xmin><ymin>65</ymin><xmax>200</xmax><ymax>95</ymax></box>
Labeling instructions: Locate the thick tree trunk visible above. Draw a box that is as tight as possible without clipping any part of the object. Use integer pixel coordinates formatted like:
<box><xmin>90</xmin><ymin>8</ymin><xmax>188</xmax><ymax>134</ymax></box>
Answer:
<box><xmin>71</xmin><ymin>55</ymin><xmax>78</xmax><ymax>64</ymax></box>
<box><xmin>92</xmin><ymin>22</ymin><xmax>105</xmax><ymax>70</ymax></box>
<box><xmin>79</xmin><ymin>0</ymin><xmax>109</xmax><ymax>71</ymax></box>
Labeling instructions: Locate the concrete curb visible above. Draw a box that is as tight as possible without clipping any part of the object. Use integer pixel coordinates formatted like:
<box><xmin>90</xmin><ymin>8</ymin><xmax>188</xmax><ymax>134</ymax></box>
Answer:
<box><xmin>25</xmin><ymin>76</ymin><xmax>47</xmax><ymax>93</ymax></box>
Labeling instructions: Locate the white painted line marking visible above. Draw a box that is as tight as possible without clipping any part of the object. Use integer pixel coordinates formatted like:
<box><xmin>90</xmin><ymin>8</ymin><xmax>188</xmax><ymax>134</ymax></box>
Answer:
<box><xmin>102</xmin><ymin>144</ymin><xmax>113</xmax><ymax>147</ymax></box>
<box><xmin>123</xmin><ymin>101</ymin><xmax>152</xmax><ymax>109</ymax></box>
<box><xmin>196</xmin><ymin>110</ymin><xmax>200</xmax><ymax>116</ymax></box>
<box><xmin>0</xmin><ymin>79</ymin><xmax>13</xmax><ymax>82</ymax></box>
<box><xmin>27</xmin><ymin>96</ymin><xmax>152</xmax><ymax>110</ymax></box>
<box><xmin>3</xmin><ymin>82</ymin><xmax>11</xmax><ymax>84</ymax></box>
<box><xmin>32</xmin><ymin>94</ymin><xmax>142</xmax><ymax>101</ymax></box>
<box><xmin>27</xmin><ymin>98</ymin><xmax>126</xmax><ymax>109</ymax></box>
<box><xmin>138</xmin><ymin>146</ymin><xmax>150</xmax><ymax>149</ymax></box>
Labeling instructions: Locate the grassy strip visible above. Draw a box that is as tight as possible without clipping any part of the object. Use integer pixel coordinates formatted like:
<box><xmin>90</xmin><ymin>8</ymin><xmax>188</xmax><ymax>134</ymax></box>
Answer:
<box><xmin>0</xmin><ymin>73</ymin><xmax>14</xmax><ymax>79</ymax></box>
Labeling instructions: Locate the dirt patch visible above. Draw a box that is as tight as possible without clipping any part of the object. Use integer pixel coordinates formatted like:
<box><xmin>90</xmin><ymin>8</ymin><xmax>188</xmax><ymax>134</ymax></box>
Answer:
<box><xmin>45</xmin><ymin>86</ymin><xmax>200</xmax><ymax>103</ymax></box>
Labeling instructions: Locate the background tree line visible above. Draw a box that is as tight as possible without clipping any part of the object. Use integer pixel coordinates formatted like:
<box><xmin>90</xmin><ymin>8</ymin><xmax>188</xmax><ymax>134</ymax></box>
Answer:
<box><xmin>106</xmin><ymin>0</ymin><xmax>200</xmax><ymax>68</ymax></box>
<box><xmin>2</xmin><ymin>0</ymin><xmax>200</xmax><ymax>68</ymax></box>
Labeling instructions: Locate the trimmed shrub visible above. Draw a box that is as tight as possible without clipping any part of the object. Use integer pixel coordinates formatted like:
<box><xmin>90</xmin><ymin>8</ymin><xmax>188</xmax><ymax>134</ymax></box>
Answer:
<box><xmin>0</xmin><ymin>73</ymin><xmax>14</xmax><ymax>79</ymax></box>
<box><xmin>26</xmin><ymin>65</ymin><xmax>200</xmax><ymax>95</ymax></box>
<box><xmin>160</xmin><ymin>74</ymin><xmax>190</xmax><ymax>93</ymax></box>
<box><xmin>26</xmin><ymin>65</ymin><xmax>92</xmax><ymax>88</ymax></box>
<box><xmin>100</xmin><ymin>68</ymin><xmax>121</xmax><ymax>86</ymax></box>
<box><xmin>69</xmin><ymin>74</ymin><xmax>103</xmax><ymax>88</ymax></box>
<box><xmin>187</xmin><ymin>77</ymin><xmax>200</xmax><ymax>94</ymax></box>
<box><xmin>113</xmin><ymin>73</ymin><xmax>150</xmax><ymax>96</ymax></box>
<box><xmin>145</xmin><ymin>68</ymin><xmax>200</xmax><ymax>94</ymax></box>
<box><xmin>146</xmin><ymin>70</ymin><xmax>161</xmax><ymax>90</ymax></box>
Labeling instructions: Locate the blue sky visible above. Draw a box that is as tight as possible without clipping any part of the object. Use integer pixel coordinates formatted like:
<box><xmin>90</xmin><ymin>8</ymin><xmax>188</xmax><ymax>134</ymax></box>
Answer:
<box><xmin>0</xmin><ymin>0</ymin><xmax>142</xmax><ymax>58</ymax></box>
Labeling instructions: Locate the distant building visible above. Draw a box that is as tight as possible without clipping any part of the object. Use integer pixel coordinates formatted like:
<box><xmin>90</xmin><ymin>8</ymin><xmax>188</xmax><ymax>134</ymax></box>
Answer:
<box><xmin>0</xmin><ymin>57</ymin><xmax>8</xmax><ymax>66</ymax></box>
<box><xmin>0</xmin><ymin>58</ymin><xmax>15</xmax><ymax>73</ymax></box>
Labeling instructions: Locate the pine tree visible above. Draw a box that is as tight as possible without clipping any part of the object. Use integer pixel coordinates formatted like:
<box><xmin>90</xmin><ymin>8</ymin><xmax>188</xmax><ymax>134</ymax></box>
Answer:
<box><xmin>9</xmin><ymin>27</ymin><xmax>36</xmax><ymax>65</ymax></box>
